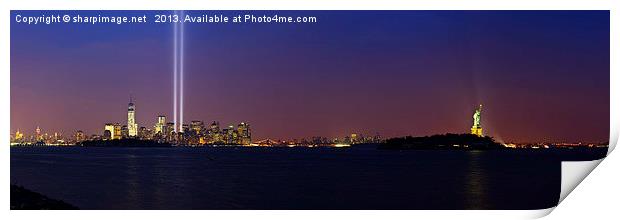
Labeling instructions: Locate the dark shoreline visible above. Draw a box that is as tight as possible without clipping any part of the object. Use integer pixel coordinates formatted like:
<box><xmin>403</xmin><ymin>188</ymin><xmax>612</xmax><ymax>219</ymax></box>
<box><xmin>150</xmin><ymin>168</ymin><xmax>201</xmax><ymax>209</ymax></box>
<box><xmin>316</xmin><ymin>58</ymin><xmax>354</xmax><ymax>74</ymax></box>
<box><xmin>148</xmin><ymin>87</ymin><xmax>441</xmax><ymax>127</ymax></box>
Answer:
<box><xmin>11</xmin><ymin>185</ymin><xmax>78</xmax><ymax>210</ymax></box>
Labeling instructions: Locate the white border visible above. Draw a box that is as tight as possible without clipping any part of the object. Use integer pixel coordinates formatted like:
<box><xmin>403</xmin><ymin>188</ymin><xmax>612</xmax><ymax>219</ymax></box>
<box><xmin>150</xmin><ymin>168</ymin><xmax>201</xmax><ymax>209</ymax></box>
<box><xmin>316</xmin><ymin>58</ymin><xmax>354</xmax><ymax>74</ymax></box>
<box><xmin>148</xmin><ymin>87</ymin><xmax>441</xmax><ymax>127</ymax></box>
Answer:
<box><xmin>2</xmin><ymin>0</ymin><xmax>617</xmax><ymax>219</ymax></box>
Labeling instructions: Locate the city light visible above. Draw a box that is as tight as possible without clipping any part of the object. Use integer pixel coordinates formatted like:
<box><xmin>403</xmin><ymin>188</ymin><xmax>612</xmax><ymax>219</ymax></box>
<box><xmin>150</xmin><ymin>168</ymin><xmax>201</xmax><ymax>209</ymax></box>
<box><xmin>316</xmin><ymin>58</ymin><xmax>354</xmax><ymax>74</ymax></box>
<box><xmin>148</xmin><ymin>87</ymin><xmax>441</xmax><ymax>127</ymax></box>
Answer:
<box><xmin>8</xmin><ymin>102</ymin><xmax>607</xmax><ymax>149</ymax></box>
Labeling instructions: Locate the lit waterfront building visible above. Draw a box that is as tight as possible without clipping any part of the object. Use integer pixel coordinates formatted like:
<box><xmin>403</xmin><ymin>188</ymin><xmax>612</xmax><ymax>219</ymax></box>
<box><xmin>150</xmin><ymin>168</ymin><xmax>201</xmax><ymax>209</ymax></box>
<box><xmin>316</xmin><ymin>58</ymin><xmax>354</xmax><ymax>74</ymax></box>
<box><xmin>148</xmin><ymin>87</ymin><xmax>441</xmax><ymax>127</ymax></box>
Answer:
<box><xmin>139</xmin><ymin>127</ymin><xmax>152</xmax><ymax>140</ymax></box>
<box><xmin>103</xmin><ymin>130</ymin><xmax>111</xmax><ymax>140</ymax></box>
<box><xmin>165</xmin><ymin>122</ymin><xmax>175</xmax><ymax>142</ymax></box>
<box><xmin>127</xmin><ymin>98</ymin><xmax>138</xmax><ymax>137</ymax></box>
<box><xmin>350</xmin><ymin>133</ymin><xmax>358</xmax><ymax>144</ymax></box>
<box><xmin>190</xmin><ymin>120</ymin><xmax>205</xmax><ymax>134</ymax></box>
<box><xmin>165</xmin><ymin>122</ymin><xmax>175</xmax><ymax>135</ymax></box>
<box><xmin>223</xmin><ymin>125</ymin><xmax>236</xmax><ymax>144</ymax></box>
<box><xmin>52</xmin><ymin>132</ymin><xmax>64</xmax><ymax>145</ymax></box>
<box><xmin>471</xmin><ymin>104</ymin><xmax>483</xmax><ymax>137</ymax></box>
<box><xmin>90</xmin><ymin>134</ymin><xmax>102</xmax><ymax>141</ymax></box>
<box><xmin>75</xmin><ymin>130</ymin><xmax>85</xmax><ymax>143</ymax></box>
<box><xmin>15</xmin><ymin>130</ymin><xmax>24</xmax><ymax>141</ymax></box>
<box><xmin>121</xmin><ymin>125</ymin><xmax>129</xmax><ymax>138</ymax></box>
<box><xmin>208</xmin><ymin>121</ymin><xmax>222</xmax><ymax>143</ymax></box>
<box><xmin>199</xmin><ymin>136</ymin><xmax>208</xmax><ymax>145</ymax></box>
<box><xmin>113</xmin><ymin>123</ymin><xmax>122</xmax><ymax>140</ymax></box>
<box><xmin>154</xmin><ymin>115</ymin><xmax>166</xmax><ymax>134</ymax></box>
<box><xmin>104</xmin><ymin>123</ymin><xmax>115</xmax><ymax>140</ymax></box>
<box><xmin>181</xmin><ymin>124</ymin><xmax>189</xmax><ymax>133</ymax></box>
<box><xmin>237</xmin><ymin>122</ymin><xmax>251</xmax><ymax>145</ymax></box>
<box><xmin>35</xmin><ymin>126</ymin><xmax>42</xmax><ymax>141</ymax></box>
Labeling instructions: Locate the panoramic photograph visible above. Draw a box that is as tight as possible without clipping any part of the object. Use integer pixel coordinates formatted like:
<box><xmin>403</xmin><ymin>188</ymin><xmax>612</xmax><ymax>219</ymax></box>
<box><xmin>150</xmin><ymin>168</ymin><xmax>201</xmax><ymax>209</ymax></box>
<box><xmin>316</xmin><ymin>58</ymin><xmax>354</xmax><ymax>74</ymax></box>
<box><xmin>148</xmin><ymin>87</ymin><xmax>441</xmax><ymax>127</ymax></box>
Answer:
<box><xmin>10</xmin><ymin>10</ymin><xmax>609</xmax><ymax>210</ymax></box>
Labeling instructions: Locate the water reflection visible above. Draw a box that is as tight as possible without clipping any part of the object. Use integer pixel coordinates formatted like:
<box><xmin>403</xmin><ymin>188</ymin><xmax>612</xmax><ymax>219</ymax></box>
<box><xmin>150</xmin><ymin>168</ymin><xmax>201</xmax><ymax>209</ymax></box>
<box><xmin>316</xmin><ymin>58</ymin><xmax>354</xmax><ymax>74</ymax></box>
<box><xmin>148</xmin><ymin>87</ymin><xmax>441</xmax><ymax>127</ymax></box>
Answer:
<box><xmin>152</xmin><ymin>156</ymin><xmax>166</xmax><ymax>209</ymax></box>
<box><xmin>124</xmin><ymin>154</ymin><xmax>140</xmax><ymax>209</ymax></box>
<box><xmin>464</xmin><ymin>150</ymin><xmax>490</xmax><ymax>209</ymax></box>
<box><xmin>11</xmin><ymin>147</ymin><xmax>579</xmax><ymax>209</ymax></box>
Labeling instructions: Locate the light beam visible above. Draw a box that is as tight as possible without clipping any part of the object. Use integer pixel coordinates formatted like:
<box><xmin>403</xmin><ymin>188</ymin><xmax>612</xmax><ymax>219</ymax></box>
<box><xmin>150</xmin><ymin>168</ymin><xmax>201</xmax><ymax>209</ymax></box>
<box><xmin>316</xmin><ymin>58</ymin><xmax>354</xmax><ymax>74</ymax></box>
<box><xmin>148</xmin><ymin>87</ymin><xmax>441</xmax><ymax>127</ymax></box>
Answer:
<box><xmin>173</xmin><ymin>10</ymin><xmax>178</xmax><ymax>133</ymax></box>
<box><xmin>180</xmin><ymin>10</ymin><xmax>185</xmax><ymax>133</ymax></box>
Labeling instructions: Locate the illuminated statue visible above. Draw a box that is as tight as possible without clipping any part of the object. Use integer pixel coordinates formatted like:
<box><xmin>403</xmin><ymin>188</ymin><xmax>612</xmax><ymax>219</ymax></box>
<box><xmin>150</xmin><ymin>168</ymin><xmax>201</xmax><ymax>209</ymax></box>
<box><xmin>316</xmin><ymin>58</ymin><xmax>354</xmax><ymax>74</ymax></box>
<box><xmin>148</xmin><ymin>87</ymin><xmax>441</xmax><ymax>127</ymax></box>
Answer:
<box><xmin>471</xmin><ymin>104</ymin><xmax>483</xmax><ymax>137</ymax></box>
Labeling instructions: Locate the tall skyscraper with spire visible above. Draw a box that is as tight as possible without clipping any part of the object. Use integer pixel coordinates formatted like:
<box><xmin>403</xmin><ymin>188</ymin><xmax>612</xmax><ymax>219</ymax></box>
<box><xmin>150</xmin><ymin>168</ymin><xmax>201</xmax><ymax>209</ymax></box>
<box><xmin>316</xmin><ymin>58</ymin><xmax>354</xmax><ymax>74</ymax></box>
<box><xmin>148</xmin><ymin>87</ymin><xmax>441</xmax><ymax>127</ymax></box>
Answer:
<box><xmin>128</xmin><ymin>96</ymin><xmax>138</xmax><ymax>137</ymax></box>
<box><xmin>471</xmin><ymin>104</ymin><xmax>483</xmax><ymax>137</ymax></box>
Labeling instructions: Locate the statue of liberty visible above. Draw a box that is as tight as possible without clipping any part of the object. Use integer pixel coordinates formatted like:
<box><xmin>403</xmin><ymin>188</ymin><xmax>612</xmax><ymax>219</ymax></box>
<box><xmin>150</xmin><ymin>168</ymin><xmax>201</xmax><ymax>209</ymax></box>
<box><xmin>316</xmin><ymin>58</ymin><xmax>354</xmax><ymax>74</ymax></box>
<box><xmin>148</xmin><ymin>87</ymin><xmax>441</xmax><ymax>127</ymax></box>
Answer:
<box><xmin>471</xmin><ymin>104</ymin><xmax>483</xmax><ymax>137</ymax></box>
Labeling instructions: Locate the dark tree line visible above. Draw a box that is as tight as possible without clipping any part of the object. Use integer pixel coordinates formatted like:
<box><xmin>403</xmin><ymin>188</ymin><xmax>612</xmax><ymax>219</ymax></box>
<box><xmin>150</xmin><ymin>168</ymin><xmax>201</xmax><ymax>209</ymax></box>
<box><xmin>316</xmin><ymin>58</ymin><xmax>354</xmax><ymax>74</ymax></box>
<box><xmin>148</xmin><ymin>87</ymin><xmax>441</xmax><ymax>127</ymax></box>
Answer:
<box><xmin>380</xmin><ymin>133</ymin><xmax>504</xmax><ymax>150</ymax></box>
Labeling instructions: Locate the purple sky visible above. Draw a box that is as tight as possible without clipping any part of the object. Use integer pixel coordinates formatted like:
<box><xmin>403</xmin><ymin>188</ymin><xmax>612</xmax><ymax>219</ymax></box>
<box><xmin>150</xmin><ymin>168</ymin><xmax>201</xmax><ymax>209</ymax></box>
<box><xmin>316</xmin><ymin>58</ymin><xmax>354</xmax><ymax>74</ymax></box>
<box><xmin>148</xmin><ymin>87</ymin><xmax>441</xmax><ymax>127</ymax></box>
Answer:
<box><xmin>10</xmin><ymin>11</ymin><xmax>609</xmax><ymax>143</ymax></box>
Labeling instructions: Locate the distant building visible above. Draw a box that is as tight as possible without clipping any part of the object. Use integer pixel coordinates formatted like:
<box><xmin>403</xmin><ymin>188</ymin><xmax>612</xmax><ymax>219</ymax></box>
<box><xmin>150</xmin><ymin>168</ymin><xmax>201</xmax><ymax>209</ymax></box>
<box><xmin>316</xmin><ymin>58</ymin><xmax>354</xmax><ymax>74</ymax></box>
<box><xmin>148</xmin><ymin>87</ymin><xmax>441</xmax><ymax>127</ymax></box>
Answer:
<box><xmin>471</xmin><ymin>104</ymin><xmax>483</xmax><ymax>137</ymax></box>
<box><xmin>104</xmin><ymin>123</ymin><xmax>115</xmax><ymax>140</ymax></box>
<box><xmin>14</xmin><ymin>130</ymin><xmax>24</xmax><ymax>141</ymax></box>
<box><xmin>154</xmin><ymin>115</ymin><xmax>166</xmax><ymax>134</ymax></box>
<box><xmin>350</xmin><ymin>133</ymin><xmax>358</xmax><ymax>144</ymax></box>
<box><xmin>237</xmin><ymin>122</ymin><xmax>251</xmax><ymax>145</ymax></box>
<box><xmin>90</xmin><ymin>134</ymin><xmax>102</xmax><ymax>141</ymax></box>
<box><xmin>103</xmin><ymin>130</ymin><xmax>111</xmax><ymax>140</ymax></box>
<box><xmin>165</xmin><ymin>122</ymin><xmax>175</xmax><ymax>142</ymax></box>
<box><xmin>52</xmin><ymin>132</ymin><xmax>62</xmax><ymax>144</ymax></box>
<box><xmin>165</xmin><ymin>122</ymin><xmax>175</xmax><ymax>135</ymax></box>
<box><xmin>113</xmin><ymin>123</ymin><xmax>122</xmax><ymax>140</ymax></box>
<box><xmin>208</xmin><ymin>121</ymin><xmax>222</xmax><ymax>143</ymax></box>
<box><xmin>127</xmin><ymin>97</ymin><xmax>138</xmax><ymax>137</ymax></box>
<box><xmin>190</xmin><ymin>120</ymin><xmax>205</xmax><ymax>134</ymax></box>
<box><xmin>35</xmin><ymin>126</ymin><xmax>42</xmax><ymax>141</ymax></box>
<box><xmin>181</xmin><ymin>124</ymin><xmax>189</xmax><ymax>133</ymax></box>
<box><xmin>138</xmin><ymin>126</ymin><xmax>152</xmax><ymax>140</ymax></box>
<box><xmin>75</xmin><ymin>130</ymin><xmax>85</xmax><ymax>143</ymax></box>
<box><xmin>121</xmin><ymin>125</ymin><xmax>129</xmax><ymax>138</ymax></box>
<box><xmin>223</xmin><ymin>125</ymin><xmax>236</xmax><ymax>144</ymax></box>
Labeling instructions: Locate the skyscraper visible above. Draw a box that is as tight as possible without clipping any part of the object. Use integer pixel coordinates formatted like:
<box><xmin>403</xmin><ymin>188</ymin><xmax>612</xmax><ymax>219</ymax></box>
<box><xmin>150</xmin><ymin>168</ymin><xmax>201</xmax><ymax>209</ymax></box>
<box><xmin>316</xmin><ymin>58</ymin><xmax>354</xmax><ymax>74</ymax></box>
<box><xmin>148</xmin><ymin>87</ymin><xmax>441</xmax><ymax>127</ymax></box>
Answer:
<box><xmin>113</xmin><ymin>123</ymin><xmax>122</xmax><ymax>140</ymax></box>
<box><xmin>35</xmin><ymin>126</ymin><xmax>42</xmax><ymax>141</ymax></box>
<box><xmin>121</xmin><ymin>125</ymin><xmax>129</xmax><ymax>138</ymax></box>
<box><xmin>208</xmin><ymin>121</ymin><xmax>222</xmax><ymax>143</ymax></box>
<box><xmin>128</xmin><ymin>97</ymin><xmax>138</xmax><ymax>137</ymax></box>
<box><xmin>104</xmin><ymin>123</ymin><xmax>115</xmax><ymax>140</ymax></box>
<box><xmin>138</xmin><ymin>126</ymin><xmax>151</xmax><ymax>139</ymax></box>
<box><xmin>181</xmin><ymin>124</ymin><xmax>189</xmax><ymax>133</ymax></box>
<box><xmin>190</xmin><ymin>120</ymin><xmax>205</xmax><ymax>134</ymax></box>
<box><xmin>471</xmin><ymin>104</ymin><xmax>483</xmax><ymax>137</ymax></box>
<box><xmin>237</xmin><ymin>122</ymin><xmax>251</xmax><ymax>146</ymax></box>
<box><xmin>155</xmin><ymin>115</ymin><xmax>166</xmax><ymax>134</ymax></box>
<box><xmin>165</xmin><ymin>122</ymin><xmax>175</xmax><ymax>142</ymax></box>
<box><xmin>223</xmin><ymin>125</ymin><xmax>235</xmax><ymax>144</ymax></box>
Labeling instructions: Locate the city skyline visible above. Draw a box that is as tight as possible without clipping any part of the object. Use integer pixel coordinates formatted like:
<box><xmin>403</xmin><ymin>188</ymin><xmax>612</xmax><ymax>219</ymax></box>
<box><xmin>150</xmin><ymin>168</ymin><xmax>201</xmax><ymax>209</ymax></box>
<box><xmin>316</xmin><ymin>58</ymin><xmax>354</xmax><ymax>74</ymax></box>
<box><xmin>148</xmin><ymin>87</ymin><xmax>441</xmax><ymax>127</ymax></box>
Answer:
<box><xmin>11</xmin><ymin>11</ymin><xmax>609</xmax><ymax>143</ymax></box>
<box><xmin>9</xmin><ymin>98</ymin><xmax>606</xmax><ymax>146</ymax></box>
<box><xmin>9</xmin><ymin>96</ymin><xmax>382</xmax><ymax>146</ymax></box>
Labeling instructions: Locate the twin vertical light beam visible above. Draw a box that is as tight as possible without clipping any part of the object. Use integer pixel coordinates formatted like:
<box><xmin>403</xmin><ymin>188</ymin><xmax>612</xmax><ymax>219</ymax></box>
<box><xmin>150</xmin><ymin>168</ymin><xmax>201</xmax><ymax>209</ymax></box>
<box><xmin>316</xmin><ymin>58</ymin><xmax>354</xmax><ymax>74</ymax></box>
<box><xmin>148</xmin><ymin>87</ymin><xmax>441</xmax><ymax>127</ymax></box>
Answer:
<box><xmin>173</xmin><ymin>10</ymin><xmax>185</xmax><ymax>133</ymax></box>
